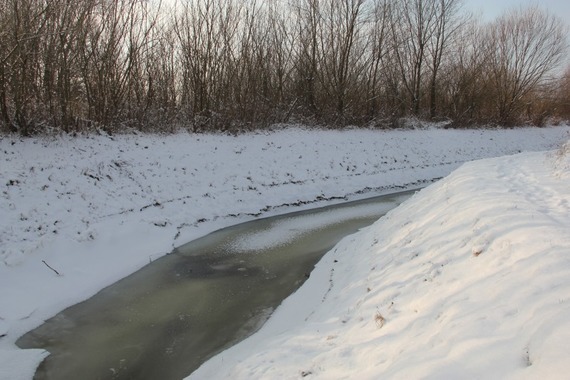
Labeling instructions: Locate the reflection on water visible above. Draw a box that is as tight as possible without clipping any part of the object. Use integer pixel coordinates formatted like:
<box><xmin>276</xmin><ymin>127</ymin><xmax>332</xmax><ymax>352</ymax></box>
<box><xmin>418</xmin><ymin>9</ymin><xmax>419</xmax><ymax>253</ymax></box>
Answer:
<box><xmin>16</xmin><ymin>191</ymin><xmax>415</xmax><ymax>380</ymax></box>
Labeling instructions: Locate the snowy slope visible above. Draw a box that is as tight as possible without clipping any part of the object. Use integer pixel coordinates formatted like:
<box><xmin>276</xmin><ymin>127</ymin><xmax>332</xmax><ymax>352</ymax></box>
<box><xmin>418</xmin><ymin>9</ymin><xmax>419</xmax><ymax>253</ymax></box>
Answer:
<box><xmin>0</xmin><ymin>125</ymin><xmax>569</xmax><ymax>379</ymax></box>
<box><xmin>189</xmin><ymin>142</ymin><xmax>570</xmax><ymax>380</ymax></box>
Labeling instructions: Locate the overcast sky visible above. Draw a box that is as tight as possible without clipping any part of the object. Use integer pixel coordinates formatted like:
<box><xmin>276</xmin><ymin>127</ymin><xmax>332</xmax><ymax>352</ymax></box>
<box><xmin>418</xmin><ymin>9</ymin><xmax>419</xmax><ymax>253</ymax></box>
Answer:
<box><xmin>463</xmin><ymin>0</ymin><xmax>570</xmax><ymax>23</ymax></box>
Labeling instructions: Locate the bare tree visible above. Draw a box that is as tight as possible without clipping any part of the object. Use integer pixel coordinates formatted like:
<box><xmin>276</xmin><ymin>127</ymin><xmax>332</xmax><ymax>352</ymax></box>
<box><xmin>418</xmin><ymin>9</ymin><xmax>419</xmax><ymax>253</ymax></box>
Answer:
<box><xmin>140</xmin><ymin>13</ymin><xmax>180</xmax><ymax>131</ymax></box>
<box><xmin>556</xmin><ymin>65</ymin><xmax>570</xmax><ymax>120</ymax></box>
<box><xmin>388</xmin><ymin>0</ymin><xmax>438</xmax><ymax>115</ymax></box>
<box><xmin>0</xmin><ymin>0</ymin><xmax>568</xmax><ymax>134</ymax></box>
<box><xmin>363</xmin><ymin>0</ymin><xmax>391</xmax><ymax>120</ymax></box>
<box><xmin>0</xmin><ymin>0</ymin><xmax>14</xmax><ymax>129</ymax></box>
<box><xmin>41</xmin><ymin>0</ymin><xmax>94</xmax><ymax>131</ymax></box>
<box><xmin>440</xmin><ymin>19</ymin><xmax>491</xmax><ymax>123</ymax></box>
<box><xmin>0</xmin><ymin>0</ymin><xmax>49</xmax><ymax>134</ymax></box>
<box><xmin>264</xmin><ymin>2</ymin><xmax>297</xmax><ymax>121</ymax></box>
<box><xmin>174</xmin><ymin>0</ymin><xmax>243</xmax><ymax>130</ymax></box>
<box><xmin>292</xmin><ymin>0</ymin><xmax>322</xmax><ymax>116</ymax></box>
<box><xmin>318</xmin><ymin>0</ymin><xmax>368</xmax><ymax>119</ymax></box>
<box><xmin>486</xmin><ymin>6</ymin><xmax>567</xmax><ymax>125</ymax></box>
<box><xmin>426</xmin><ymin>0</ymin><xmax>463</xmax><ymax>119</ymax></box>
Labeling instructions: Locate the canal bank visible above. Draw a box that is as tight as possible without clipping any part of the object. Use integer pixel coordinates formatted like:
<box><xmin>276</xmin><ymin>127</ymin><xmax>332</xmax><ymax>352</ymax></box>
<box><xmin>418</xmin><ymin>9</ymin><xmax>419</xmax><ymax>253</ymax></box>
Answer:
<box><xmin>17</xmin><ymin>191</ymin><xmax>415</xmax><ymax>379</ymax></box>
<box><xmin>2</xmin><ymin>125</ymin><xmax>569</xmax><ymax>379</ymax></box>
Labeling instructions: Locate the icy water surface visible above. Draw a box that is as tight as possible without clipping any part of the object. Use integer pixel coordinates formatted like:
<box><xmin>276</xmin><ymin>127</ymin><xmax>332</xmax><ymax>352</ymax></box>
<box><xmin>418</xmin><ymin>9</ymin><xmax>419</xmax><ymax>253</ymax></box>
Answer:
<box><xmin>17</xmin><ymin>190</ymin><xmax>415</xmax><ymax>380</ymax></box>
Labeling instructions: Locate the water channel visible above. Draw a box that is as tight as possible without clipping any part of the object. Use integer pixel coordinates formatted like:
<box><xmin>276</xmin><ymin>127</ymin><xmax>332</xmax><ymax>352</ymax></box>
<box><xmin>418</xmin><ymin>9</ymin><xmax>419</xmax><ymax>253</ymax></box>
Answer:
<box><xmin>17</xmin><ymin>190</ymin><xmax>416</xmax><ymax>380</ymax></box>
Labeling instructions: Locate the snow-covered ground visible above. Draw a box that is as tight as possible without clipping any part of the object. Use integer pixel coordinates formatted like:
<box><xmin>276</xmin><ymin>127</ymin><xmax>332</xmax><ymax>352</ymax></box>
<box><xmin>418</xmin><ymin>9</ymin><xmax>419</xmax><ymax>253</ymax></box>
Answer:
<box><xmin>1</xmin><ymin>125</ymin><xmax>569</xmax><ymax>379</ymax></box>
<box><xmin>190</xmin><ymin>140</ymin><xmax>570</xmax><ymax>380</ymax></box>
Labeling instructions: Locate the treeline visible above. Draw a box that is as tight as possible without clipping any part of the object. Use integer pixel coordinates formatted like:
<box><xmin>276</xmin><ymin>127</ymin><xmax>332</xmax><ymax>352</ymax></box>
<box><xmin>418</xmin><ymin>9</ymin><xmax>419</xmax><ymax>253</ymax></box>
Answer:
<box><xmin>0</xmin><ymin>0</ymin><xmax>568</xmax><ymax>135</ymax></box>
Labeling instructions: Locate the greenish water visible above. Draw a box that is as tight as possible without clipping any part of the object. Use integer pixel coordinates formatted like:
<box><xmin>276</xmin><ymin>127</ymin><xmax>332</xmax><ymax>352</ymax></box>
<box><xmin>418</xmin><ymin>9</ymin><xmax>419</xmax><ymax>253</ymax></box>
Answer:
<box><xmin>16</xmin><ymin>190</ymin><xmax>415</xmax><ymax>380</ymax></box>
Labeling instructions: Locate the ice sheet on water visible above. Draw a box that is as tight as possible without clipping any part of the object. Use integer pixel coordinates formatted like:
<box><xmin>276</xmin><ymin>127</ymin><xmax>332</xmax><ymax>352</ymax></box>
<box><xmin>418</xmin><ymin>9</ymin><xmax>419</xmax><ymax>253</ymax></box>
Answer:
<box><xmin>230</xmin><ymin>202</ymin><xmax>395</xmax><ymax>252</ymax></box>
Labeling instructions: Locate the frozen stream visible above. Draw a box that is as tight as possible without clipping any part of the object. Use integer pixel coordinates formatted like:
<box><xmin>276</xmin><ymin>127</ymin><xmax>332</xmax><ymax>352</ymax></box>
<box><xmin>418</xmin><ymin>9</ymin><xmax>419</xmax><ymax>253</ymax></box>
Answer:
<box><xmin>17</xmin><ymin>190</ymin><xmax>415</xmax><ymax>379</ymax></box>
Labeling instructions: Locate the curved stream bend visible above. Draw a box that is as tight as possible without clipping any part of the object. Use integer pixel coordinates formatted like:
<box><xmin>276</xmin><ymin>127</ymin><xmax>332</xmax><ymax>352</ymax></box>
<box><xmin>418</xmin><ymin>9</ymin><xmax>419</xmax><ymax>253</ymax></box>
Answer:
<box><xmin>17</xmin><ymin>190</ymin><xmax>416</xmax><ymax>380</ymax></box>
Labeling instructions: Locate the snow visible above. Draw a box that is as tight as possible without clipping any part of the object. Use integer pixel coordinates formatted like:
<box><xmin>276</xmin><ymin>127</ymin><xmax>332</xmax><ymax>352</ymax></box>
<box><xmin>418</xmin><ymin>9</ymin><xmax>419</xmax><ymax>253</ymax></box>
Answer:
<box><xmin>190</xmin><ymin>139</ymin><xmax>570</xmax><ymax>380</ymax></box>
<box><xmin>231</xmin><ymin>201</ymin><xmax>400</xmax><ymax>253</ymax></box>
<box><xmin>0</xmin><ymin>125</ymin><xmax>569</xmax><ymax>379</ymax></box>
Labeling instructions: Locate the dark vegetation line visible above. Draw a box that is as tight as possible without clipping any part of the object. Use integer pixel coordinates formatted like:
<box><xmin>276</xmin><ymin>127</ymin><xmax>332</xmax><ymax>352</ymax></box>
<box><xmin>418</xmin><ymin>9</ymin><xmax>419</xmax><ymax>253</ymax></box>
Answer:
<box><xmin>0</xmin><ymin>0</ymin><xmax>568</xmax><ymax>136</ymax></box>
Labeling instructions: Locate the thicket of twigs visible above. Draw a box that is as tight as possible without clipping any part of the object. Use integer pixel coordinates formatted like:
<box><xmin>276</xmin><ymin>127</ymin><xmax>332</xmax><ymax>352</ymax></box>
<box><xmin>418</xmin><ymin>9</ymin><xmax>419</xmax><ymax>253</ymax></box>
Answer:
<box><xmin>0</xmin><ymin>0</ymin><xmax>568</xmax><ymax>135</ymax></box>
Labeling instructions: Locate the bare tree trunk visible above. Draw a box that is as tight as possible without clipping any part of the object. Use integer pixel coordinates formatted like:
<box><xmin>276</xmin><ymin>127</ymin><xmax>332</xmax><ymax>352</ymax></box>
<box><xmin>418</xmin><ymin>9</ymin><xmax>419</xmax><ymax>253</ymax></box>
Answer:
<box><xmin>427</xmin><ymin>0</ymin><xmax>462</xmax><ymax>119</ymax></box>
<box><xmin>365</xmin><ymin>0</ymin><xmax>390</xmax><ymax>120</ymax></box>
<box><xmin>388</xmin><ymin>0</ymin><xmax>438</xmax><ymax>116</ymax></box>
<box><xmin>293</xmin><ymin>0</ymin><xmax>322</xmax><ymax>116</ymax></box>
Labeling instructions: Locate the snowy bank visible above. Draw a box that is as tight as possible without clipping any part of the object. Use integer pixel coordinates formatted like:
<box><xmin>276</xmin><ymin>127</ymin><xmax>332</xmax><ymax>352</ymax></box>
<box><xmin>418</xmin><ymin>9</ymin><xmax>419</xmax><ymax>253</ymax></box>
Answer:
<box><xmin>0</xmin><ymin>125</ymin><xmax>569</xmax><ymax>379</ymax></box>
<box><xmin>190</xmin><ymin>143</ymin><xmax>570</xmax><ymax>379</ymax></box>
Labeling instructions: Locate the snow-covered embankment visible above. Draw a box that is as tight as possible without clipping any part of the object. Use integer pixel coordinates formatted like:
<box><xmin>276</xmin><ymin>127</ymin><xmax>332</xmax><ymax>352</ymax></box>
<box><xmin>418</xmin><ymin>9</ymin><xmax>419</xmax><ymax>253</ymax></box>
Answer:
<box><xmin>0</xmin><ymin>125</ymin><xmax>569</xmax><ymax>379</ymax></box>
<box><xmin>190</xmin><ymin>142</ymin><xmax>570</xmax><ymax>379</ymax></box>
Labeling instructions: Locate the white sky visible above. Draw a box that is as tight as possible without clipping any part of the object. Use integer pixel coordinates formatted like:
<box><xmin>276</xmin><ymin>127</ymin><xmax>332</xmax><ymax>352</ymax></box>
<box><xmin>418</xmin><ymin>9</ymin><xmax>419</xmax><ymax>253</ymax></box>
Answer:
<box><xmin>463</xmin><ymin>0</ymin><xmax>570</xmax><ymax>22</ymax></box>
<box><xmin>160</xmin><ymin>0</ymin><xmax>569</xmax><ymax>26</ymax></box>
